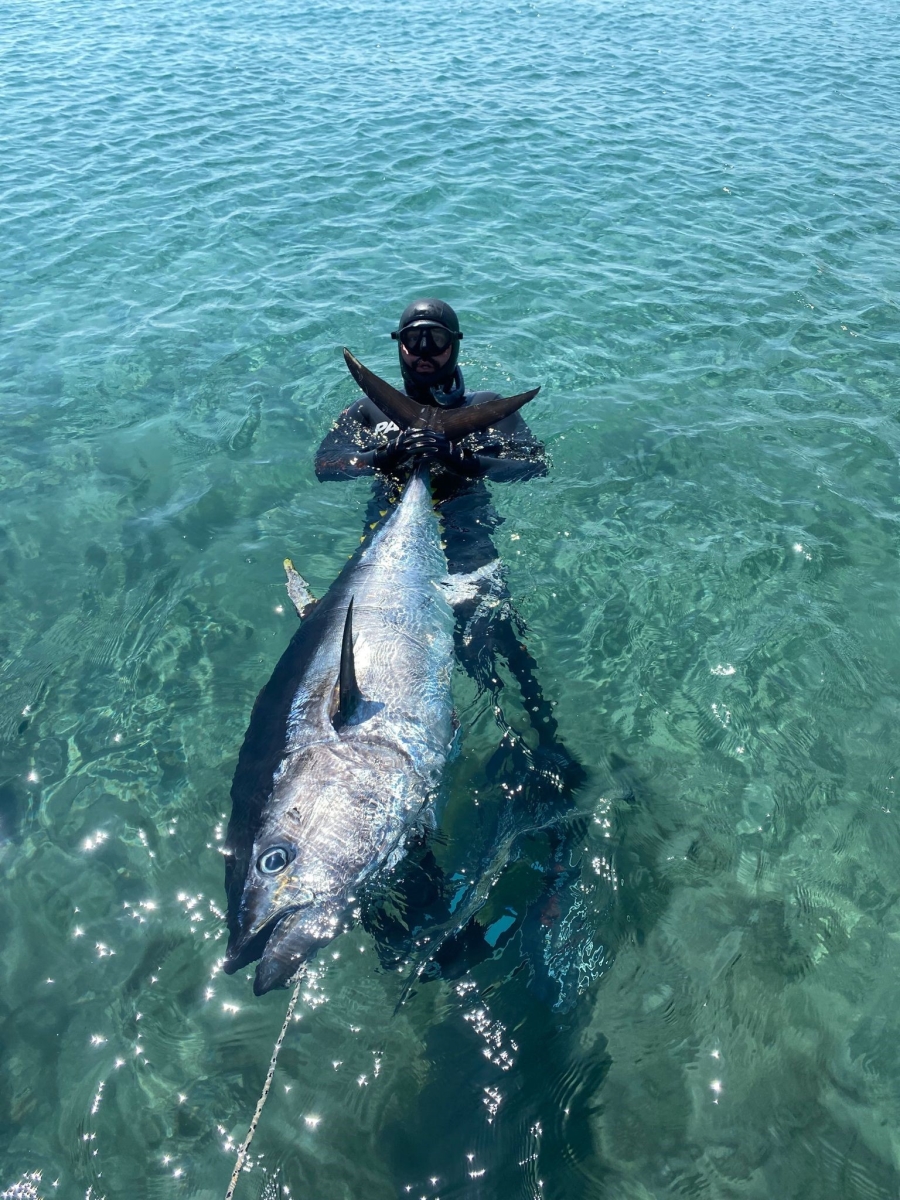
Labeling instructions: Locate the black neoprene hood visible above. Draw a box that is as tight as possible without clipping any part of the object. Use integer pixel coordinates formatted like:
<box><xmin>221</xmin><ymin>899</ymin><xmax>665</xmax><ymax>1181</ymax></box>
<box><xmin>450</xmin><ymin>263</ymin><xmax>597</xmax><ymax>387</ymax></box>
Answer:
<box><xmin>392</xmin><ymin>297</ymin><xmax>464</xmax><ymax>394</ymax></box>
<box><xmin>392</xmin><ymin>297</ymin><xmax>463</xmax><ymax>339</ymax></box>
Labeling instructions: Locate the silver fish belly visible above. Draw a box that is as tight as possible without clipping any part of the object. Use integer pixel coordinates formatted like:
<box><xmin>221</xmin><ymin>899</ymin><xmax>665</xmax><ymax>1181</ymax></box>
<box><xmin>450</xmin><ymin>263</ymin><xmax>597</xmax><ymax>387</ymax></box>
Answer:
<box><xmin>223</xmin><ymin>471</ymin><xmax>457</xmax><ymax>994</ymax></box>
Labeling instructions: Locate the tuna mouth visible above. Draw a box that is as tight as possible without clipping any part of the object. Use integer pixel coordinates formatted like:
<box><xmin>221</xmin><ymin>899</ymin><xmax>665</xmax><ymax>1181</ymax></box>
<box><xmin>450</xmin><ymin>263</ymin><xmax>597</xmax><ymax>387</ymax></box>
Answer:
<box><xmin>223</xmin><ymin>904</ymin><xmax>330</xmax><ymax>995</ymax></box>
<box><xmin>253</xmin><ymin>908</ymin><xmax>330</xmax><ymax>996</ymax></box>
<box><xmin>223</xmin><ymin>906</ymin><xmax>300</xmax><ymax>977</ymax></box>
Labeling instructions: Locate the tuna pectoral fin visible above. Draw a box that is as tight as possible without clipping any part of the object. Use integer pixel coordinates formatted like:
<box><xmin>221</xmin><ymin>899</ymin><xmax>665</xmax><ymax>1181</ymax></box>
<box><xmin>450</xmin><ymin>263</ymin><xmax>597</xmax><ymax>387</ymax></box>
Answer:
<box><xmin>343</xmin><ymin>348</ymin><xmax>540</xmax><ymax>436</ymax></box>
<box><xmin>332</xmin><ymin>598</ymin><xmax>383</xmax><ymax>729</ymax></box>
<box><xmin>284</xmin><ymin>558</ymin><xmax>316</xmax><ymax>618</ymax></box>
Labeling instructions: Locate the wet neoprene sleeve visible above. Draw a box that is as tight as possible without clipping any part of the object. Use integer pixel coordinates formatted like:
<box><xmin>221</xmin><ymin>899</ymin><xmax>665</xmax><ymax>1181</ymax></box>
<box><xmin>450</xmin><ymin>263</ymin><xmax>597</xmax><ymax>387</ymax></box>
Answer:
<box><xmin>314</xmin><ymin>398</ymin><xmax>548</xmax><ymax>483</ymax></box>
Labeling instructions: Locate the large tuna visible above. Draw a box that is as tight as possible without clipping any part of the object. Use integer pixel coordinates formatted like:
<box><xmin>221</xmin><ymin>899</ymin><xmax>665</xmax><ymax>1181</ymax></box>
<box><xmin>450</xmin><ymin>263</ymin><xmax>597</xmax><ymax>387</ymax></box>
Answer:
<box><xmin>222</xmin><ymin>354</ymin><xmax>537</xmax><ymax>995</ymax></box>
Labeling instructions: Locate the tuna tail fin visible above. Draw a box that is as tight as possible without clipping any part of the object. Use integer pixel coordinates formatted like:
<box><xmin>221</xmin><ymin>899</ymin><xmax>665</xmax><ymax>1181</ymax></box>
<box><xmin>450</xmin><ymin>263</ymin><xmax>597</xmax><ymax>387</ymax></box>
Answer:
<box><xmin>342</xmin><ymin>348</ymin><xmax>540</xmax><ymax>438</ymax></box>
<box><xmin>439</xmin><ymin>387</ymin><xmax>541</xmax><ymax>438</ymax></box>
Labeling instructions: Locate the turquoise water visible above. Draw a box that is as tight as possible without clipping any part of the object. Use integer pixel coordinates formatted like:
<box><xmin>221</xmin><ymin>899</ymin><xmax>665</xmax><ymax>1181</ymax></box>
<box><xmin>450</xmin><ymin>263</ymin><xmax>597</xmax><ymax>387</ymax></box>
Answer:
<box><xmin>3</xmin><ymin>0</ymin><xmax>900</xmax><ymax>1194</ymax></box>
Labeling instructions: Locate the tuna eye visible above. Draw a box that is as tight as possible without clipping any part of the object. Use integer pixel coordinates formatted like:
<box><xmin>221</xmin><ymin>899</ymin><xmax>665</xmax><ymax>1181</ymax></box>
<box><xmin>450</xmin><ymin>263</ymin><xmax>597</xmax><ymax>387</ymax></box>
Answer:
<box><xmin>257</xmin><ymin>845</ymin><xmax>292</xmax><ymax>875</ymax></box>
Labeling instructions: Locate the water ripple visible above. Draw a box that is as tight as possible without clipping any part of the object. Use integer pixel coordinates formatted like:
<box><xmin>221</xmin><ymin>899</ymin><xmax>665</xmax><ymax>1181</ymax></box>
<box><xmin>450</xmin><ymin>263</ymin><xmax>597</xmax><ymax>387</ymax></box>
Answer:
<box><xmin>2</xmin><ymin>0</ymin><xmax>900</xmax><ymax>1195</ymax></box>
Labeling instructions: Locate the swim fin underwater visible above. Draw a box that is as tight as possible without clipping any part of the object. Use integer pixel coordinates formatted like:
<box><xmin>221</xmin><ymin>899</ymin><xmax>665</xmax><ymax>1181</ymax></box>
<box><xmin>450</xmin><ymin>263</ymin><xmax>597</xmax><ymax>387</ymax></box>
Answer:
<box><xmin>362</xmin><ymin>743</ymin><xmax>620</xmax><ymax>1015</ymax></box>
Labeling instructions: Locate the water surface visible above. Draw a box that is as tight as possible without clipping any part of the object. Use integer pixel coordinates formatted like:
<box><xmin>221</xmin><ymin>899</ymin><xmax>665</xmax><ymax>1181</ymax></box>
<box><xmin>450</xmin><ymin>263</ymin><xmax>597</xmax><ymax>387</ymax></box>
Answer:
<box><xmin>2</xmin><ymin>0</ymin><xmax>900</xmax><ymax>1196</ymax></box>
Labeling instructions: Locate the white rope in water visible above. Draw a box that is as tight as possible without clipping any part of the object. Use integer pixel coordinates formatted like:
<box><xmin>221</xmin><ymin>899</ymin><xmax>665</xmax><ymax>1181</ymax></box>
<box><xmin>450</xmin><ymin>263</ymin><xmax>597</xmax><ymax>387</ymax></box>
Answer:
<box><xmin>224</xmin><ymin>974</ymin><xmax>304</xmax><ymax>1200</ymax></box>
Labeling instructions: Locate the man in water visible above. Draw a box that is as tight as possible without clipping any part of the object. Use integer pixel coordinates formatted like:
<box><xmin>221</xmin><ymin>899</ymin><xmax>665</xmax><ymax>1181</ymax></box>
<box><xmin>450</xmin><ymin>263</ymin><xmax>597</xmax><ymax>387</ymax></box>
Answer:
<box><xmin>315</xmin><ymin>298</ymin><xmax>586</xmax><ymax>1003</ymax></box>
<box><xmin>316</xmin><ymin>297</ymin><xmax>568</xmax><ymax>755</ymax></box>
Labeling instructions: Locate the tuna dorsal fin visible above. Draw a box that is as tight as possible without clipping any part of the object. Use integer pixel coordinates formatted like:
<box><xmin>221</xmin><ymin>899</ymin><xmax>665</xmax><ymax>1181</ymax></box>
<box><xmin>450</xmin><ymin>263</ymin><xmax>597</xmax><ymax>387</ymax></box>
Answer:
<box><xmin>334</xmin><ymin>598</ymin><xmax>364</xmax><ymax>728</ymax></box>
<box><xmin>343</xmin><ymin>348</ymin><xmax>540</xmax><ymax>438</ymax></box>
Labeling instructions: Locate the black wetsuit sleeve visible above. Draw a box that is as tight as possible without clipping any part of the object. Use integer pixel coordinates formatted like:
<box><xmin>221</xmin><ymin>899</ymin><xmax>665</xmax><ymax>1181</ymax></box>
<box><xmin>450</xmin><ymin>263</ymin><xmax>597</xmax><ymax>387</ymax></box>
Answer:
<box><xmin>314</xmin><ymin>393</ymin><xmax>547</xmax><ymax>484</ymax></box>
<box><xmin>314</xmin><ymin>399</ymin><xmax>385</xmax><ymax>481</ymax></box>
<box><xmin>461</xmin><ymin>409</ymin><xmax>548</xmax><ymax>483</ymax></box>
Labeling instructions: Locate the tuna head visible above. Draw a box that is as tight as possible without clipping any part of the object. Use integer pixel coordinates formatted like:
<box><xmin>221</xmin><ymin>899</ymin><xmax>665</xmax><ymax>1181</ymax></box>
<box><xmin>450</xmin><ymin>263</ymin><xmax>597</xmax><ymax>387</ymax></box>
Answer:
<box><xmin>222</xmin><ymin>833</ymin><xmax>346</xmax><ymax>995</ymax></box>
<box><xmin>223</xmin><ymin>742</ymin><xmax>415</xmax><ymax>995</ymax></box>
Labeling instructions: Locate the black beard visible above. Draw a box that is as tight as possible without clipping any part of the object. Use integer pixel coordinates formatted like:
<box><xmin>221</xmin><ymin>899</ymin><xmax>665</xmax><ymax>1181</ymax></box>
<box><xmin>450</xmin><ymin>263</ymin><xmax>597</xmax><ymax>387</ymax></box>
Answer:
<box><xmin>399</xmin><ymin>344</ymin><xmax>459</xmax><ymax>399</ymax></box>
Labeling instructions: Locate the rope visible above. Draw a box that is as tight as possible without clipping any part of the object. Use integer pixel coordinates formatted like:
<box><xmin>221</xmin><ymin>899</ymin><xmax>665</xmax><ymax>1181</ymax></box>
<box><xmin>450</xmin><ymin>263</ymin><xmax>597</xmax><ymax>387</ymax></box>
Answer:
<box><xmin>224</xmin><ymin>973</ymin><xmax>304</xmax><ymax>1200</ymax></box>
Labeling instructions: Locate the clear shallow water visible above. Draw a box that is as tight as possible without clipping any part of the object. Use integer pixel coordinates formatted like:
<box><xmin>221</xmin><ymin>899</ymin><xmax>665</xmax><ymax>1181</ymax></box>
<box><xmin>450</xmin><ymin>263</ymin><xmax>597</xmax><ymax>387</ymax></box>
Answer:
<box><xmin>2</xmin><ymin>0</ymin><xmax>900</xmax><ymax>1195</ymax></box>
